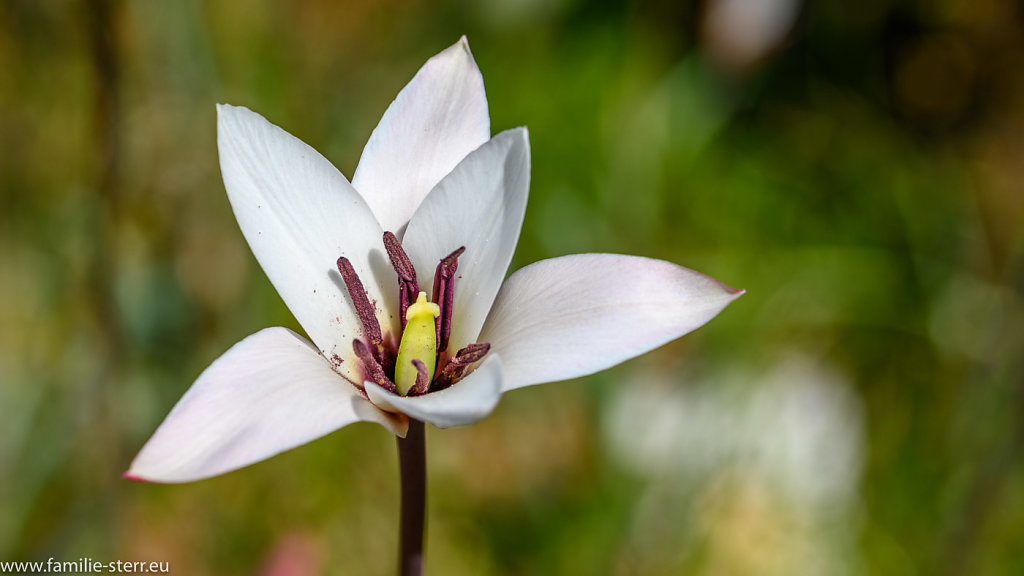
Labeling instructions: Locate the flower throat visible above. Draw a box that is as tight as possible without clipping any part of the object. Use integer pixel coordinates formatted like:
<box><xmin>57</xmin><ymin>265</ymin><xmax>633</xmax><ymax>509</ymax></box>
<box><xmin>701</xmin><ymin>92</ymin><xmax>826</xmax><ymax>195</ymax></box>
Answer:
<box><xmin>336</xmin><ymin>231</ymin><xmax>490</xmax><ymax>397</ymax></box>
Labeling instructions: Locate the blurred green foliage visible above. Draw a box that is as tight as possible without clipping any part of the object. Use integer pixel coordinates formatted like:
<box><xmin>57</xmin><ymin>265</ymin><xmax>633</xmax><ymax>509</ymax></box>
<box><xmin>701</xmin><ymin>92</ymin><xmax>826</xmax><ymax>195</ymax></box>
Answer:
<box><xmin>2</xmin><ymin>0</ymin><xmax>1023</xmax><ymax>574</ymax></box>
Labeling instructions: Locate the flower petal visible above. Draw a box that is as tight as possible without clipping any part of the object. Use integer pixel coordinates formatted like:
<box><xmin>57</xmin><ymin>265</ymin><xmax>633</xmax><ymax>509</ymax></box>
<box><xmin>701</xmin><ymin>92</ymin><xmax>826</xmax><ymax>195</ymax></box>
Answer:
<box><xmin>364</xmin><ymin>354</ymin><xmax>503</xmax><ymax>428</ymax></box>
<box><xmin>217</xmin><ymin>104</ymin><xmax>397</xmax><ymax>384</ymax></box>
<box><xmin>127</xmin><ymin>328</ymin><xmax>407</xmax><ymax>483</ymax></box>
<box><xmin>402</xmin><ymin>128</ymin><xmax>530</xmax><ymax>355</ymax></box>
<box><xmin>479</xmin><ymin>255</ymin><xmax>743</xmax><ymax>391</ymax></box>
<box><xmin>351</xmin><ymin>36</ymin><xmax>490</xmax><ymax>233</ymax></box>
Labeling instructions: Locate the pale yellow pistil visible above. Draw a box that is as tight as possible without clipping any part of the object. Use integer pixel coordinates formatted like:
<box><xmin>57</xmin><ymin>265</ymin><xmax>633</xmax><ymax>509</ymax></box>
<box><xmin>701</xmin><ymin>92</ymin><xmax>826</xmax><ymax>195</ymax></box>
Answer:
<box><xmin>395</xmin><ymin>292</ymin><xmax>441</xmax><ymax>395</ymax></box>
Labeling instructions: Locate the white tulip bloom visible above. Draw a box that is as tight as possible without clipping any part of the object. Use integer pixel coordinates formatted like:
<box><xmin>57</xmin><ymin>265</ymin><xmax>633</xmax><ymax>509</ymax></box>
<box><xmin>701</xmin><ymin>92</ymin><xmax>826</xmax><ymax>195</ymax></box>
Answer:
<box><xmin>127</xmin><ymin>37</ymin><xmax>742</xmax><ymax>484</ymax></box>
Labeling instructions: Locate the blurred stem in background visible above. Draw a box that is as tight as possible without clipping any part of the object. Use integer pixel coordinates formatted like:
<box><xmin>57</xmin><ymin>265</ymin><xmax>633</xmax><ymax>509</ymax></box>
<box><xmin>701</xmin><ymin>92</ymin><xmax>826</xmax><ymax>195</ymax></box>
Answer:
<box><xmin>82</xmin><ymin>0</ymin><xmax>124</xmax><ymax>548</ymax></box>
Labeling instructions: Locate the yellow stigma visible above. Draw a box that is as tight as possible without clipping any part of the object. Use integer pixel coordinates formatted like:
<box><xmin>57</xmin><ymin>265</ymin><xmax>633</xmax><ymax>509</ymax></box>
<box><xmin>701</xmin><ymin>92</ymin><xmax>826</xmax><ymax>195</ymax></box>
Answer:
<box><xmin>395</xmin><ymin>292</ymin><xmax>440</xmax><ymax>395</ymax></box>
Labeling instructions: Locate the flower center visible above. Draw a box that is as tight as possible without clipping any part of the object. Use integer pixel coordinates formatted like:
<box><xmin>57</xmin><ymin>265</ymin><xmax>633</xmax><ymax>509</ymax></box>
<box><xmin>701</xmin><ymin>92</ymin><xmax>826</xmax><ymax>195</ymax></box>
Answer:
<box><xmin>395</xmin><ymin>292</ymin><xmax>439</xmax><ymax>395</ymax></box>
<box><xmin>336</xmin><ymin>232</ymin><xmax>490</xmax><ymax>397</ymax></box>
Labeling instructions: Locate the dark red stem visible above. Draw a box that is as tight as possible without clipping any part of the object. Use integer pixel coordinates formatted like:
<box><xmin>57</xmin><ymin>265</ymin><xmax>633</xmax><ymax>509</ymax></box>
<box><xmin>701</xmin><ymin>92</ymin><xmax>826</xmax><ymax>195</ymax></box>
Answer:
<box><xmin>397</xmin><ymin>420</ymin><xmax>426</xmax><ymax>576</ymax></box>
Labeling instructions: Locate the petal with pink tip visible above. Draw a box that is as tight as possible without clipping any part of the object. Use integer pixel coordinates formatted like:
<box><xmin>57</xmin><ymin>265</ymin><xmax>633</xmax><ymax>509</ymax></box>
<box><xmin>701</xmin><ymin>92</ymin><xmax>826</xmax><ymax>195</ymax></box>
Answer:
<box><xmin>127</xmin><ymin>328</ymin><xmax>406</xmax><ymax>483</ymax></box>
<box><xmin>479</xmin><ymin>254</ymin><xmax>743</xmax><ymax>391</ymax></box>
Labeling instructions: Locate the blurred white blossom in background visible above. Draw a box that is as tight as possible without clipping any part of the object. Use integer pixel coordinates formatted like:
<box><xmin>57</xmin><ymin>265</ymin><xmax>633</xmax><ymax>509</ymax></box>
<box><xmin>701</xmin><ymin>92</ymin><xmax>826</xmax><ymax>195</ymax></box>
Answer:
<box><xmin>604</xmin><ymin>352</ymin><xmax>864</xmax><ymax>575</ymax></box>
<box><xmin>702</xmin><ymin>0</ymin><xmax>802</xmax><ymax>71</ymax></box>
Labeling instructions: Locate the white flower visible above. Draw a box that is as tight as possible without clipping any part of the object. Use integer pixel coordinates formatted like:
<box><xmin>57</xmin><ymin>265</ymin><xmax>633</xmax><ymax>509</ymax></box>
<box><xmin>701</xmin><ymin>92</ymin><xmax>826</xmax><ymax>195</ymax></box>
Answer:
<box><xmin>127</xmin><ymin>37</ymin><xmax>743</xmax><ymax>483</ymax></box>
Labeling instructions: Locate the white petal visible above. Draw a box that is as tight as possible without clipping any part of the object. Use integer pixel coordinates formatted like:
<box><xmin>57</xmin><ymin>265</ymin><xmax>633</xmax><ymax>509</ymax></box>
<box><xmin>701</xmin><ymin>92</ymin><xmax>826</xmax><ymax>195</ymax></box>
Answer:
<box><xmin>364</xmin><ymin>354</ymin><xmax>503</xmax><ymax>428</ymax></box>
<box><xmin>127</xmin><ymin>328</ymin><xmax>407</xmax><ymax>483</ymax></box>
<box><xmin>352</xmin><ymin>36</ymin><xmax>490</xmax><ymax>233</ymax></box>
<box><xmin>403</xmin><ymin>128</ymin><xmax>530</xmax><ymax>355</ymax></box>
<box><xmin>217</xmin><ymin>104</ymin><xmax>397</xmax><ymax>384</ymax></box>
<box><xmin>479</xmin><ymin>255</ymin><xmax>743</xmax><ymax>391</ymax></box>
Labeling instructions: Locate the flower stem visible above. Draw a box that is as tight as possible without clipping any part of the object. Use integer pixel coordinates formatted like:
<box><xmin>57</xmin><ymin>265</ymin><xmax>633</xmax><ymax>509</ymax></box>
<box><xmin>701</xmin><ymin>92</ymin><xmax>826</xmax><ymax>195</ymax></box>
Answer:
<box><xmin>397</xmin><ymin>419</ymin><xmax>426</xmax><ymax>576</ymax></box>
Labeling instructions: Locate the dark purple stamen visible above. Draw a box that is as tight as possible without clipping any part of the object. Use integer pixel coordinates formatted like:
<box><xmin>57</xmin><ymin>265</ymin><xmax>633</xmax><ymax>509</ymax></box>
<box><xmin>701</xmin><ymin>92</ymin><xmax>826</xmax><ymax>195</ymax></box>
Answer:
<box><xmin>337</xmin><ymin>256</ymin><xmax>382</xmax><ymax>347</ymax></box>
<box><xmin>452</xmin><ymin>342</ymin><xmax>490</xmax><ymax>365</ymax></box>
<box><xmin>383</xmin><ymin>231</ymin><xmax>419</xmax><ymax>328</ymax></box>
<box><xmin>433</xmin><ymin>342</ymin><xmax>490</xmax><ymax>391</ymax></box>
<box><xmin>335</xmin><ymin>241</ymin><xmax>487</xmax><ymax>397</ymax></box>
<box><xmin>442</xmin><ymin>342</ymin><xmax>491</xmax><ymax>376</ymax></box>
<box><xmin>409</xmin><ymin>359</ymin><xmax>430</xmax><ymax>396</ymax></box>
<box><xmin>353</xmin><ymin>339</ymin><xmax>397</xmax><ymax>393</ymax></box>
<box><xmin>432</xmin><ymin>246</ymin><xmax>465</xmax><ymax>353</ymax></box>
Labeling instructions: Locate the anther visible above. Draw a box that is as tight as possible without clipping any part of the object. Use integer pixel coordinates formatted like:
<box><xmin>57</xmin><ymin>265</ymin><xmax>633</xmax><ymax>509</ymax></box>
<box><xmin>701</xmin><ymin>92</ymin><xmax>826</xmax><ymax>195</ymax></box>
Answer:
<box><xmin>383</xmin><ymin>231</ymin><xmax>419</xmax><ymax>328</ymax></box>
<box><xmin>454</xmin><ymin>342</ymin><xmax>490</xmax><ymax>364</ymax></box>
<box><xmin>433</xmin><ymin>342</ymin><xmax>490</xmax><ymax>391</ymax></box>
<box><xmin>409</xmin><ymin>359</ymin><xmax>430</xmax><ymax>396</ymax></box>
<box><xmin>337</xmin><ymin>256</ymin><xmax>382</xmax><ymax>347</ymax></box>
<box><xmin>353</xmin><ymin>339</ymin><xmax>396</xmax><ymax>393</ymax></box>
<box><xmin>432</xmin><ymin>246</ymin><xmax>465</xmax><ymax>352</ymax></box>
<box><xmin>442</xmin><ymin>342</ymin><xmax>491</xmax><ymax>377</ymax></box>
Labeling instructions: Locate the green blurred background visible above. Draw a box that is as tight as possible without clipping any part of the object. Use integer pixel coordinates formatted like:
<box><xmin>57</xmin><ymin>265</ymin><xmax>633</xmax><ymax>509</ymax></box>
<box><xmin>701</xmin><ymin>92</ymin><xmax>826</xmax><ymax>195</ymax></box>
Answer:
<box><xmin>2</xmin><ymin>0</ymin><xmax>1023</xmax><ymax>574</ymax></box>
